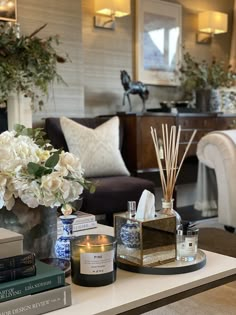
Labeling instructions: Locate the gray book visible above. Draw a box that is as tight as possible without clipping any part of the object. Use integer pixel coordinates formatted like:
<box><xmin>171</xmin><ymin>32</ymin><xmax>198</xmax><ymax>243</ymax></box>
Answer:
<box><xmin>0</xmin><ymin>284</ymin><xmax>71</xmax><ymax>315</ymax></box>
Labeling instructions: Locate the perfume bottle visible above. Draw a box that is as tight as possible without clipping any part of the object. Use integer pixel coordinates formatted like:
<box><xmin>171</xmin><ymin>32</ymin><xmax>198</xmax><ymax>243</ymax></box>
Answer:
<box><xmin>176</xmin><ymin>221</ymin><xmax>199</xmax><ymax>262</ymax></box>
<box><xmin>127</xmin><ymin>201</ymin><xmax>136</xmax><ymax>218</ymax></box>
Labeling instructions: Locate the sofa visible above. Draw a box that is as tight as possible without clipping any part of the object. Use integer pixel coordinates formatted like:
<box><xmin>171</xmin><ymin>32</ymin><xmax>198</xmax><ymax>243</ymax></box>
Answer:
<box><xmin>44</xmin><ymin>116</ymin><xmax>155</xmax><ymax>225</ymax></box>
<box><xmin>196</xmin><ymin>129</ymin><xmax>236</xmax><ymax>229</ymax></box>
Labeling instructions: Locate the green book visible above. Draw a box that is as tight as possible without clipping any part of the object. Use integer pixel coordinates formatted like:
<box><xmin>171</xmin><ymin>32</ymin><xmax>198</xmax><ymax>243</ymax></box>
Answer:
<box><xmin>0</xmin><ymin>260</ymin><xmax>65</xmax><ymax>303</ymax></box>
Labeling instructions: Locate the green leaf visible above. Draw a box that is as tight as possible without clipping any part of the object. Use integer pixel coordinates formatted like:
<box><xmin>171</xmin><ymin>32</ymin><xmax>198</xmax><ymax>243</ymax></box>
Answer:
<box><xmin>45</xmin><ymin>152</ymin><xmax>59</xmax><ymax>168</ymax></box>
<box><xmin>27</xmin><ymin>162</ymin><xmax>52</xmax><ymax>178</ymax></box>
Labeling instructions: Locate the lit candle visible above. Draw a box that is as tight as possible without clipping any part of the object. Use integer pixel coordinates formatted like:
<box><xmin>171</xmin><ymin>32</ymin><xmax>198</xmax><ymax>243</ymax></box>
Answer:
<box><xmin>71</xmin><ymin>234</ymin><xmax>117</xmax><ymax>287</ymax></box>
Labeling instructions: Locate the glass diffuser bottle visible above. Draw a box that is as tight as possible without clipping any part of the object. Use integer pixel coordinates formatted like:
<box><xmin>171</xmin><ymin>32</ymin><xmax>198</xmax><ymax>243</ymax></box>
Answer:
<box><xmin>160</xmin><ymin>198</ymin><xmax>181</xmax><ymax>228</ymax></box>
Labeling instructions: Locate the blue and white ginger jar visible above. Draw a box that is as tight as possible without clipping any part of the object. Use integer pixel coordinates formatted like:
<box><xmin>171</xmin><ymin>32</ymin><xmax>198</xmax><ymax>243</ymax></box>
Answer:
<box><xmin>120</xmin><ymin>220</ymin><xmax>140</xmax><ymax>248</ymax></box>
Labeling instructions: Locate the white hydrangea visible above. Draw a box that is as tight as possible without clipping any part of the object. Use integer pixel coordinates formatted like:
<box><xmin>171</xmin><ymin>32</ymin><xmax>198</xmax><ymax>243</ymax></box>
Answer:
<box><xmin>0</xmin><ymin>130</ymin><xmax>86</xmax><ymax>211</ymax></box>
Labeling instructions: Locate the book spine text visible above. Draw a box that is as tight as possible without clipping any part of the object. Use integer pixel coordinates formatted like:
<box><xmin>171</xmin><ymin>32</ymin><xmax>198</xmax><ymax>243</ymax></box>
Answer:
<box><xmin>0</xmin><ymin>284</ymin><xmax>71</xmax><ymax>315</ymax></box>
<box><xmin>0</xmin><ymin>272</ymin><xmax>65</xmax><ymax>303</ymax></box>
<box><xmin>0</xmin><ymin>265</ymin><xmax>36</xmax><ymax>283</ymax></box>
<box><xmin>0</xmin><ymin>252</ymin><xmax>35</xmax><ymax>272</ymax></box>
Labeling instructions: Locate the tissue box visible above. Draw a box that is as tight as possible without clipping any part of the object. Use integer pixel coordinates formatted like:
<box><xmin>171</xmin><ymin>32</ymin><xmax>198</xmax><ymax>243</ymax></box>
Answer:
<box><xmin>114</xmin><ymin>212</ymin><xmax>176</xmax><ymax>267</ymax></box>
<box><xmin>0</xmin><ymin>228</ymin><xmax>23</xmax><ymax>258</ymax></box>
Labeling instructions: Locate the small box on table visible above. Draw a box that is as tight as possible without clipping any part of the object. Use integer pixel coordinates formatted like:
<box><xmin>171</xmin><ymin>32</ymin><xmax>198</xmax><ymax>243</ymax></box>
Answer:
<box><xmin>114</xmin><ymin>212</ymin><xmax>176</xmax><ymax>267</ymax></box>
<box><xmin>0</xmin><ymin>228</ymin><xmax>23</xmax><ymax>258</ymax></box>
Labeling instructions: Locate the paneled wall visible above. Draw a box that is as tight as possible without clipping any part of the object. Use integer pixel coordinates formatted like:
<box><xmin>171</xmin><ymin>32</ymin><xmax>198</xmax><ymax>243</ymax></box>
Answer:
<box><xmin>82</xmin><ymin>0</ymin><xmax>133</xmax><ymax>116</ymax></box>
<box><xmin>18</xmin><ymin>0</ymin><xmax>84</xmax><ymax>125</ymax></box>
<box><xmin>16</xmin><ymin>0</ymin><xmax>234</xmax><ymax>125</ymax></box>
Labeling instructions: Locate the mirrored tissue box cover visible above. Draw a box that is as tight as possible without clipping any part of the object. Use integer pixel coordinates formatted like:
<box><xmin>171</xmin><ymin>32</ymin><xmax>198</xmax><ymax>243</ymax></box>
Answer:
<box><xmin>114</xmin><ymin>212</ymin><xmax>176</xmax><ymax>267</ymax></box>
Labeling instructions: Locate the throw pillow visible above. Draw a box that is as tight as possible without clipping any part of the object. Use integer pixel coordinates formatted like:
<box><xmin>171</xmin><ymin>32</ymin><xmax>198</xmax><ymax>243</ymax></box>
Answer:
<box><xmin>60</xmin><ymin>116</ymin><xmax>130</xmax><ymax>178</ymax></box>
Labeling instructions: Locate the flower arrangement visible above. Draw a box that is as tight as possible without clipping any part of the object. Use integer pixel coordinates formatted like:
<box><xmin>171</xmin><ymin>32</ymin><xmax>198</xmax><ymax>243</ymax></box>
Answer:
<box><xmin>0</xmin><ymin>125</ymin><xmax>95</xmax><ymax>213</ymax></box>
<box><xmin>0</xmin><ymin>23</ymin><xmax>67</xmax><ymax>110</ymax></box>
<box><xmin>179</xmin><ymin>52</ymin><xmax>236</xmax><ymax>91</ymax></box>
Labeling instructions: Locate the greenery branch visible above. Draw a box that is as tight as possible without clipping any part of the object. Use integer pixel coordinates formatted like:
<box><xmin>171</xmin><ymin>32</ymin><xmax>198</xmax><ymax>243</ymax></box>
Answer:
<box><xmin>0</xmin><ymin>23</ymin><xmax>68</xmax><ymax>110</ymax></box>
<box><xmin>179</xmin><ymin>52</ymin><xmax>236</xmax><ymax>92</ymax></box>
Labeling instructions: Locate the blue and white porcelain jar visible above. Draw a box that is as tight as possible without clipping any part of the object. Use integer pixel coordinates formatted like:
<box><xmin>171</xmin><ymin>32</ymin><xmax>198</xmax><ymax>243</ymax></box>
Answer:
<box><xmin>120</xmin><ymin>220</ymin><xmax>140</xmax><ymax>248</ymax></box>
<box><xmin>55</xmin><ymin>214</ymin><xmax>77</xmax><ymax>260</ymax></box>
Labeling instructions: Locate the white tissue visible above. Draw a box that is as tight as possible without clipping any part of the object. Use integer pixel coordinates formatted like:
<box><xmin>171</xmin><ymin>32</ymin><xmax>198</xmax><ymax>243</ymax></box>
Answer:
<box><xmin>135</xmin><ymin>189</ymin><xmax>156</xmax><ymax>220</ymax></box>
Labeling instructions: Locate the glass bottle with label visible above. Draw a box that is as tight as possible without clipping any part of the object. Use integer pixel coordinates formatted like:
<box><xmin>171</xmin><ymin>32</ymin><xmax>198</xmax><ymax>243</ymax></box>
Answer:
<box><xmin>176</xmin><ymin>221</ymin><xmax>199</xmax><ymax>262</ymax></box>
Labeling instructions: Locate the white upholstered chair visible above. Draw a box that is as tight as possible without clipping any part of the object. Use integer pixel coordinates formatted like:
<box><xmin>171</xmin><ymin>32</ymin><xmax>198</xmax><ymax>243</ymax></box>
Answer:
<box><xmin>196</xmin><ymin>130</ymin><xmax>236</xmax><ymax>229</ymax></box>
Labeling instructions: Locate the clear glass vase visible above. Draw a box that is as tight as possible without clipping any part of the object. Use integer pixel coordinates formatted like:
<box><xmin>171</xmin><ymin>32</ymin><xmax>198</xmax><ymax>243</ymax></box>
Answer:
<box><xmin>0</xmin><ymin>199</ymin><xmax>57</xmax><ymax>259</ymax></box>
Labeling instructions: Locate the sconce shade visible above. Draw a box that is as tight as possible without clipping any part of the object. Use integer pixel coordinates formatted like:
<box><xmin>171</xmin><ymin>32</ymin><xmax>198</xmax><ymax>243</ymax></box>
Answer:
<box><xmin>198</xmin><ymin>11</ymin><xmax>228</xmax><ymax>34</ymax></box>
<box><xmin>94</xmin><ymin>0</ymin><xmax>130</xmax><ymax>17</ymax></box>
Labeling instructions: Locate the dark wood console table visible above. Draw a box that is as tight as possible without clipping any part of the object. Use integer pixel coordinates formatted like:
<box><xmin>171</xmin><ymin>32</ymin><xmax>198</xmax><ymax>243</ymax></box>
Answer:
<box><xmin>118</xmin><ymin>112</ymin><xmax>236</xmax><ymax>185</ymax></box>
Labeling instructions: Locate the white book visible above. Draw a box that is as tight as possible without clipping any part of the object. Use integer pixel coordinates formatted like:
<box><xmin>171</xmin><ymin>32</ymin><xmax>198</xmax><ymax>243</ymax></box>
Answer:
<box><xmin>0</xmin><ymin>284</ymin><xmax>71</xmax><ymax>315</ymax></box>
<box><xmin>57</xmin><ymin>220</ymin><xmax>97</xmax><ymax>235</ymax></box>
<box><xmin>57</xmin><ymin>211</ymin><xmax>96</xmax><ymax>227</ymax></box>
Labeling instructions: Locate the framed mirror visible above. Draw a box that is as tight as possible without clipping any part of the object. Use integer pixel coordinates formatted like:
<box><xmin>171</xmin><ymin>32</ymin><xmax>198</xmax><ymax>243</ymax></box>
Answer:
<box><xmin>135</xmin><ymin>0</ymin><xmax>182</xmax><ymax>86</ymax></box>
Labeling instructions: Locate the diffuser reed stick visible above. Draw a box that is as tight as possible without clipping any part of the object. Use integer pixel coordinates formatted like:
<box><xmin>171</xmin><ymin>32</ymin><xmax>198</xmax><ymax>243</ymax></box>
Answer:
<box><xmin>151</xmin><ymin>124</ymin><xmax>197</xmax><ymax>202</ymax></box>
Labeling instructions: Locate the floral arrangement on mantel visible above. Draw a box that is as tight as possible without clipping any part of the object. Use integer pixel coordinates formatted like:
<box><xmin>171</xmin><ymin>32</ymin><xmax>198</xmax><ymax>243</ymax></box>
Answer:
<box><xmin>179</xmin><ymin>52</ymin><xmax>236</xmax><ymax>92</ymax></box>
<box><xmin>0</xmin><ymin>22</ymin><xmax>67</xmax><ymax>110</ymax></box>
<box><xmin>0</xmin><ymin>125</ymin><xmax>95</xmax><ymax>213</ymax></box>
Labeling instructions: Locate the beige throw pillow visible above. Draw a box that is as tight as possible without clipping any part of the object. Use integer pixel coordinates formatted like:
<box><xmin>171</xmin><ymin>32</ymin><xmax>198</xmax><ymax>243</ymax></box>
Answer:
<box><xmin>60</xmin><ymin>116</ymin><xmax>130</xmax><ymax>178</ymax></box>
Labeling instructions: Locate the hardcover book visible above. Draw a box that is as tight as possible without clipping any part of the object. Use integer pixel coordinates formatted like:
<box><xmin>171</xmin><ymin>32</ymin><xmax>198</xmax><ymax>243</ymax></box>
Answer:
<box><xmin>57</xmin><ymin>220</ymin><xmax>97</xmax><ymax>235</ymax></box>
<box><xmin>0</xmin><ymin>252</ymin><xmax>35</xmax><ymax>271</ymax></box>
<box><xmin>0</xmin><ymin>264</ymin><xmax>36</xmax><ymax>283</ymax></box>
<box><xmin>0</xmin><ymin>260</ymin><xmax>65</xmax><ymax>303</ymax></box>
<box><xmin>57</xmin><ymin>210</ymin><xmax>96</xmax><ymax>226</ymax></box>
<box><xmin>0</xmin><ymin>283</ymin><xmax>71</xmax><ymax>315</ymax></box>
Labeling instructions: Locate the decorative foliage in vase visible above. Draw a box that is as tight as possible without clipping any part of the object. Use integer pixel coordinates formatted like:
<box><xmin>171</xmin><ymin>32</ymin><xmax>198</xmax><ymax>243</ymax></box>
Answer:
<box><xmin>179</xmin><ymin>52</ymin><xmax>236</xmax><ymax>112</ymax></box>
<box><xmin>179</xmin><ymin>52</ymin><xmax>236</xmax><ymax>91</ymax></box>
<box><xmin>0</xmin><ymin>23</ymin><xmax>67</xmax><ymax>110</ymax></box>
<box><xmin>0</xmin><ymin>124</ymin><xmax>95</xmax><ymax>211</ymax></box>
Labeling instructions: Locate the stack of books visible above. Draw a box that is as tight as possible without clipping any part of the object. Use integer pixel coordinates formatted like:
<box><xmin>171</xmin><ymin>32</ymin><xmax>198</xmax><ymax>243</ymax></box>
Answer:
<box><xmin>57</xmin><ymin>210</ymin><xmax>97</xmax><ymax>236</ymax></box>
<box><xmin>0</xmin><ymin>255</ymin><xmax>71</xmax><ymax>314</ymax></box>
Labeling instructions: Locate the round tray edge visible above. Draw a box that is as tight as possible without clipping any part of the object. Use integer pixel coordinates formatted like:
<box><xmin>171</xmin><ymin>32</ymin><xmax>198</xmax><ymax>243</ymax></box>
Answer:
<box><xmin>117</xmin><ymin>249</ymin><xmax>206</xmax><ymax>275</ymax></box>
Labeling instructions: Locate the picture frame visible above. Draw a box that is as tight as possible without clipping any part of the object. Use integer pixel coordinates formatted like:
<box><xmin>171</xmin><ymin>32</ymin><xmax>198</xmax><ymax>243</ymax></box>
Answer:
<box><xmin>0</xmin><ymin>0</ymin><xmax>17</xmax><ymax>22</ymax></box>
<box><xmin>135</xmin><ymin>0</ymin><xmax>182</xmax><ymax>86</ymax></box>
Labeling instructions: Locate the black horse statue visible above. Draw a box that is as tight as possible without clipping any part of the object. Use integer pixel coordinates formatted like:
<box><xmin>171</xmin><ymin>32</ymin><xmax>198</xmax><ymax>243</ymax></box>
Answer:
<box><xmin>120</xmin><ymin>70</ymin><xmax>149</xmax><ymax>112</ymax></box>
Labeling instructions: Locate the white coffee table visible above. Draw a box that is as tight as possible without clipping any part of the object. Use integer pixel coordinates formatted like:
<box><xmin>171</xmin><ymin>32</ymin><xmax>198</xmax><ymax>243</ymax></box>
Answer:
<box><xmin>51</xmin><ymin>224</ymin><xmax>236</xmax><ymax>315</ymax></box>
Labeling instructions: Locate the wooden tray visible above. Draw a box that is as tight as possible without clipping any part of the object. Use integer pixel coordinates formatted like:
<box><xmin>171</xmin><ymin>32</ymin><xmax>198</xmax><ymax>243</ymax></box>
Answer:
<box><xmin>117</xmin><ymin>249</ymin><xmax>206</xmax><ymax>275</ymax></box>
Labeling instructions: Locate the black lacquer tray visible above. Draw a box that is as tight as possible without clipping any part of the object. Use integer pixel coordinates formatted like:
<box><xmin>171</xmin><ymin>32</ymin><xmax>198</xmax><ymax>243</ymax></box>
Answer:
<box><xmin>117</xmin><ymin>249</ymin><xmax>206</xmax><ymax>275</ymax></box>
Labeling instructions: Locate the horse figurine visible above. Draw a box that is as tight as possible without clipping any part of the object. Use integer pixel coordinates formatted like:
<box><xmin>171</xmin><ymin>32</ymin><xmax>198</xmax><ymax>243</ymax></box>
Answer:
<box><xmin>120</xmin><ymin>70</ymin><xmax>149</xmax><ymax>112</ymax></box>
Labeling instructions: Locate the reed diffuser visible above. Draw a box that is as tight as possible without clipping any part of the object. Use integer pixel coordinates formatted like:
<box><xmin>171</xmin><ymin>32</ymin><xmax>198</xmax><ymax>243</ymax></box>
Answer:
<box><xmin>151</xmin><ymin>124</ymin><xmax>197</xmax><ymax>218</ymax></box>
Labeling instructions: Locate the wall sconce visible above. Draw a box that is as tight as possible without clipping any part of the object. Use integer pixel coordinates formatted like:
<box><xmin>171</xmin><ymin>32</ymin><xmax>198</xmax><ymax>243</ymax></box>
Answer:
<box><xmin>94</xmin><ymin>0</ymin><xmax>130</xmax><ymax>30</ymax></box>
<box><xmin>196</xmin><ymin>11</ymin><xmax>228</xmax><ymax>44</ymax></box>
<box><xmin>0</xmin><ymin>0</ymin><xmax>17</xmax><ymax>22</ymax></box>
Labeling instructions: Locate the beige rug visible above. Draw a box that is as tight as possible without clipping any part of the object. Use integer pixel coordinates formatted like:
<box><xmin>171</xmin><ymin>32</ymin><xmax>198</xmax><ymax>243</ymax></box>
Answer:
<box><xmin>143</xmin><ymin>281</ymin><xmax>236</xmax><ymax>315</ymax></box>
